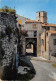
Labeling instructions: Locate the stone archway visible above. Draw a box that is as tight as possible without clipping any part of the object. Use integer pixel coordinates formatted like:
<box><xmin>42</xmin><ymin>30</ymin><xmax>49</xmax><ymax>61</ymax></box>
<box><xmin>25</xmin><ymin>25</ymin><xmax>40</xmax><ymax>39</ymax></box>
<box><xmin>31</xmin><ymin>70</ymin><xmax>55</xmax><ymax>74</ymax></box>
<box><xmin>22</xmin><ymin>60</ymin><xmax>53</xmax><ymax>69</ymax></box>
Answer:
<box><xmin>25</xmin><ymin>38</ymin><xmax>37</xmax><ymax>56</ymax></box>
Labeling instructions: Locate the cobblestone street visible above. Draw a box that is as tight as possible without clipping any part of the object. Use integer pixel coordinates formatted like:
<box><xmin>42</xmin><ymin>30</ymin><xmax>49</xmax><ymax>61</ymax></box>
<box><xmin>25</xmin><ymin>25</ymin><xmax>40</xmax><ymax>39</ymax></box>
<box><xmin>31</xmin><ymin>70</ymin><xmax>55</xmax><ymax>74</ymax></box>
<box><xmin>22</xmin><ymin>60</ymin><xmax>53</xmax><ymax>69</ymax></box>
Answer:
<box><xmin>30</xmin><ymin>60</ymin><xmax>56</xmax><ymax>81</ymax></box>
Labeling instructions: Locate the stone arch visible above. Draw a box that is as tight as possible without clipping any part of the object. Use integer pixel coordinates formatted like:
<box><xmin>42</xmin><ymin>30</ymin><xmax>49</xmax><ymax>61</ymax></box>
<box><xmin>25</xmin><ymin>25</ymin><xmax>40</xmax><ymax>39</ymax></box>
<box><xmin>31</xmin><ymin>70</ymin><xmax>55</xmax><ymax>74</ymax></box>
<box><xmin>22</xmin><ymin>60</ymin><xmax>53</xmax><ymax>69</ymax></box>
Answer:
<box><xmin>25</xmin><ymin>38</ymin><xmax>37</xmax><ymax>56</ymax></box>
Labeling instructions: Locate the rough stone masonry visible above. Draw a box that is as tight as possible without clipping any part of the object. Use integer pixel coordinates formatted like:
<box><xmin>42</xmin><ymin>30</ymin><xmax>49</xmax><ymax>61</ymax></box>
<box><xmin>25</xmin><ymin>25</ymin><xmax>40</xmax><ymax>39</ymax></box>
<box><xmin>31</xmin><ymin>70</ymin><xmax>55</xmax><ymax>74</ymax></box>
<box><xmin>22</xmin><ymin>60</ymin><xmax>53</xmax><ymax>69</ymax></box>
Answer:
<box><xmin>0</xmin><ymin>12</ymin><xmax>17</xmax><ymax>67</ymax></box>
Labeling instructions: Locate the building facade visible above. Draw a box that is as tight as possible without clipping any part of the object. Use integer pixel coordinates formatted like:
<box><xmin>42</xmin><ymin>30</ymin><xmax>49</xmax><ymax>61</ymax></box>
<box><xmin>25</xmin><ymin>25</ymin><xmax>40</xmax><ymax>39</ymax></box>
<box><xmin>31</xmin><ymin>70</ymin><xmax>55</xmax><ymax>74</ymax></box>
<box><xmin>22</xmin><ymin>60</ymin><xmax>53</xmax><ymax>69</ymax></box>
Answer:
<box><xmin>18</xmin><ymin>11</ymin><xmax>56</xmax><ymax>61</ymax></box>
<box><xmin>36</xmin><ymin>11</ymin><xmax>47</xmax><ymax>23</ymax></box>
<box><xmin>41</xmin><ymin>24</ymin><xmax>56</xmax><ymax>61</ymax></box>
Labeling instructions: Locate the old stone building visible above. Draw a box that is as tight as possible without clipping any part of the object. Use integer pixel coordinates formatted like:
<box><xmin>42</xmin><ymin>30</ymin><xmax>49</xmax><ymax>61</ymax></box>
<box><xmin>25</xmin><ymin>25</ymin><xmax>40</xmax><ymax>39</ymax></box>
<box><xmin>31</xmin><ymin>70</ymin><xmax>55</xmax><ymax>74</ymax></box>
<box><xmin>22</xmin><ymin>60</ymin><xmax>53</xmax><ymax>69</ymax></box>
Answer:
<box><xmin>41</xmin><ymin>24</ymin><xmax>56</xmax><ymax>61</ymax></box>
<box><xmin>22</xmin><ymin>20</ymin><xmax>42</xmax><ymax>56</ymax></box>
<box><xmin>36</xmin><ymin>11</ymin><xmax>47</xmax><ymax>23</ymax></box>
<box><xmin>18</xmin><ymin>11</ymin><xmax>56</xmax><ymax>61</ymax></box>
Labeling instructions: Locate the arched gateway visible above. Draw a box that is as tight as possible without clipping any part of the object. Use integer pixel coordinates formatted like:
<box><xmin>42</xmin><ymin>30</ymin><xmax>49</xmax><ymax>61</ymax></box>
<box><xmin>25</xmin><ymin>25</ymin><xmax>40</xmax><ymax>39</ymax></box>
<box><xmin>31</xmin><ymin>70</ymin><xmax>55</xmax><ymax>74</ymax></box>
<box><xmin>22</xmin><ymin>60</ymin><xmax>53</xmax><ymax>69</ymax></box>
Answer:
<box><xmin>25</xmin><ymin>38</ymin><xmax>37</xmax><ymax>56</ymax></box>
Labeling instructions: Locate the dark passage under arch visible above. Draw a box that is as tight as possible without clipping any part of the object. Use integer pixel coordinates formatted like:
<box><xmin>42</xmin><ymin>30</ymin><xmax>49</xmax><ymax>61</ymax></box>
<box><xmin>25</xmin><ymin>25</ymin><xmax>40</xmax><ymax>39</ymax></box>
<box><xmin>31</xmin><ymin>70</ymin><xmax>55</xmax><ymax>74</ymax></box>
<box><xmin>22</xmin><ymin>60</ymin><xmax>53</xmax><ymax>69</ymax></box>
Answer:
<box><xmin>25</xmin><ymin>38</ymin><xmax>37</xmax><ymax>56</ymax></box>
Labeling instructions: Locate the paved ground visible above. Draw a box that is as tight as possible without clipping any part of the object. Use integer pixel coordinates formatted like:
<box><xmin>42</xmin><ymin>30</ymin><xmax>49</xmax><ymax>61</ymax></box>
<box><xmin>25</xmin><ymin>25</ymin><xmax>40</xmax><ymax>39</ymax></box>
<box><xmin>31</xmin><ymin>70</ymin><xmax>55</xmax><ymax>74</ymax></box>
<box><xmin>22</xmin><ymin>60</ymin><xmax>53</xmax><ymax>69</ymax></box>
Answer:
<box><xmin>30</xmin><ymin>60</ymin><xmax>56</xmax><ymax>81</ymax></box>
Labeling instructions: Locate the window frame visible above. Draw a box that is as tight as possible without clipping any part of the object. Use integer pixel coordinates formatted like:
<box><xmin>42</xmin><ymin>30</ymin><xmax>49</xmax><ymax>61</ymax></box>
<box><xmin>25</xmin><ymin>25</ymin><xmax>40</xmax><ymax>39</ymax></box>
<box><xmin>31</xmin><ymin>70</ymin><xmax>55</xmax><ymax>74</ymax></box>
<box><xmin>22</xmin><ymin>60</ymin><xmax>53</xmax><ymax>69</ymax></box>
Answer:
<box><xmin>34</xmin><ymin>31</ymin><xmax>37</xmax><ymax>37</ymax></box>
<box><xmin>53</xmin><ymin>39</ymin><xmax>56</xmax><ymax>45</ymax></box>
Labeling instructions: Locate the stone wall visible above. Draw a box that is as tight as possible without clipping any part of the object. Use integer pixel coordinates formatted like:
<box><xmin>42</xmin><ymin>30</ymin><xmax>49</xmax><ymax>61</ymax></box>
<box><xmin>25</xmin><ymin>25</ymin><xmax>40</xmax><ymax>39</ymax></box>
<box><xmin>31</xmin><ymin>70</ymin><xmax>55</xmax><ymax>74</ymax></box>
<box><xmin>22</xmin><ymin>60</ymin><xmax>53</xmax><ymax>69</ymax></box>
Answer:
<box><xmin>21</xmin><ymin>21</ymin><xmax>42</xmax><ymax>56</ymax></box>
<box><xmin>16</xmin><ymin>14</ymin><xmax>29</xmax><ymax>25</ymax></box>
<box><xmin>0</xmin><ymin>12</ymin><xmax>17</xmax><ymax>67</ymax></box>
<box><xmin>36</xmin><ymin>11</ymin><xmax>47</xmax><ymax>23</ymax></box>
<box><xmin>0</xmin><ymin>12</ymin><xmax>16</xmax><ymax>28</ymax></box>
<box><xmin>41</xmin><ymin>31</ymin><xmax>56</xmax><ymax>62</ymax></box>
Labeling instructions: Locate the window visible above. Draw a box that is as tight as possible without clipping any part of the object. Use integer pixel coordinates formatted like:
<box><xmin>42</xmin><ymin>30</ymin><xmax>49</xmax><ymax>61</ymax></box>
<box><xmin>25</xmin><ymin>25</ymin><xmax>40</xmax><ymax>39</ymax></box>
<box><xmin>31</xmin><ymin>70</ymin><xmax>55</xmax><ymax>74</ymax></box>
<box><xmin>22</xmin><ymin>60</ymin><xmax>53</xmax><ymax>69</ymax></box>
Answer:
<box><xmin>44</xmin><ymin>13</ymin><xmax>46</xmax><ymax>17</ymax></box>
<box><xmin>34</xmin><ymin>31</ymin><xmax>37</xmax><ymax>37</ymax></box>
<box><xmin>46</xmin><ymin>27</ymin><xmax>50</xmax><ymax>30</ymax></box>
<box><xmin>55</xmin><ymin>28</ymin><xmax>56</xmax><ymax>31</ymax></box>
<box><xmin>53</xmin><ymin>39</ymin><xmax>56</xmax><ymax>45</ymax></box>
<box><xmin>33</xmin><ymin>24</ymin><xmax>36</xmax><ymax>28</ymax></box>
<box><xmin>39</xmin><ymin>12</ymin><xmax>40</xmax><ymax>17</ymax></box>
<box><xmin>41</xmin><ymin>39</ymin><xmax>44</xmax><ymax>45</ymax></box>
<box><xmin>54</xmin><ymin>53</ymin><xmax>56</xmax><ymax>57</ymax></box>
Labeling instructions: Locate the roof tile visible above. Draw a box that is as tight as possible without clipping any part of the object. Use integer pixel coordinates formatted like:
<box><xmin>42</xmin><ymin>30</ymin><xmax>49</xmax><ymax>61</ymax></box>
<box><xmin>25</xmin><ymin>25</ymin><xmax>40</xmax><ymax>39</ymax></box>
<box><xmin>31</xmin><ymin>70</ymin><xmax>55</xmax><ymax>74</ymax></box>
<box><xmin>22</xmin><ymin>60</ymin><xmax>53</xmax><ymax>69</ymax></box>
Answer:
<box><xmin>47</xmin><ymin>30</ymin><xmax>56</xmax><ymax>34</ymax></box>
<box><xmin>42</xmin><ymin>23</ymin><xmax>56</xmax><ymax>27</ymax></box>
<box><xmin>25</xmin><ymin>20</ymin><xmax>42</xmax><ymax>23</ymax></box>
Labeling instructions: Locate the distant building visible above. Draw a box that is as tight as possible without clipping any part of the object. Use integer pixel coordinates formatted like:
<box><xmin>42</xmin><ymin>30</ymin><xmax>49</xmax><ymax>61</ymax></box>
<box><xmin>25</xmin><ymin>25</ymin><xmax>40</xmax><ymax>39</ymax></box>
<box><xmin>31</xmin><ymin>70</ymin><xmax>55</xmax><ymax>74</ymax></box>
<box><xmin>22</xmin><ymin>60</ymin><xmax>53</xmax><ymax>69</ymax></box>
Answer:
<box><xmin>17</xmin><ymin>11</ymin><xmax>56</xmax><ymax>61</ymax></box>
<box><xmin>41</xmin><ymin>23</ymin><xmax>56</xmax><ymax>60</ymax></box>
<box><xmin>36</xmin><ymin>11</ymin><xmax>47</xmax><ymax>23</ymax></box>
<box><xmin>16</xmin><ymin>14</ymin><xmax>30</xmax><ymax>26</ymax></box>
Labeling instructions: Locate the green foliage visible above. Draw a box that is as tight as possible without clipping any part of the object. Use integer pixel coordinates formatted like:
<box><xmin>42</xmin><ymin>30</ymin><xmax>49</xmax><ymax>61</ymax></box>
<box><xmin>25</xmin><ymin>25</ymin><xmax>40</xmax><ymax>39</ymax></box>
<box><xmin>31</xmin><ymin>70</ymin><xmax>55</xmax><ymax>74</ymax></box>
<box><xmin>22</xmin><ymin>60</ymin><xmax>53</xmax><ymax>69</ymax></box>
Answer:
<box><xmin>3</xmin><ymin>6</ymin><xmax>9</xmax><ymax>12</ymax></box>
<box><xmin>0</xmin><ymin>9</ymin><xmax>4</xmax><ymax>12</ymax></box>
<box><xmin>0</xmin><ymin>6</ymin><xmax>16</xmax><ymax>14</ymax></box>
<box><xmin>9</xmin><ymin>8</ymin><xmax>16</xmax><ymax>14</ymax></box>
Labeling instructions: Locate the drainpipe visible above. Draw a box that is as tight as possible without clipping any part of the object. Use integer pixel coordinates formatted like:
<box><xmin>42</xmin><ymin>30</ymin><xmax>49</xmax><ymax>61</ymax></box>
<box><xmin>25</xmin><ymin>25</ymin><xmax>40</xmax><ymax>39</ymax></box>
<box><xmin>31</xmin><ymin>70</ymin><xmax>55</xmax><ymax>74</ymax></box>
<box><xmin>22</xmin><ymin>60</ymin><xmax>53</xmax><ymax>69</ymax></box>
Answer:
<box><xmin>48</xmin><ymin>35</ymin><xmax>50</xmax><ymax>60</ymax></box>
<box><xmin>45</xmin><ymin>28</ymin><xmax>46</xmax><ymax>52</ymax></box>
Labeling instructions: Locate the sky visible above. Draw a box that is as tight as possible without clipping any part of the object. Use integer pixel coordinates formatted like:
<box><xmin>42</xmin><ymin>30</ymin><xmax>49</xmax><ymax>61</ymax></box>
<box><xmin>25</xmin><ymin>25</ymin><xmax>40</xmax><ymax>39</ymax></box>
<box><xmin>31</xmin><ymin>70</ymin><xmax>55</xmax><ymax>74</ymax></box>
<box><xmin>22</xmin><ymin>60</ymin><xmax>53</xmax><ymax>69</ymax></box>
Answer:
<box><xmin>0</xmin><ymin>0</ymin><xmax>56</xmax><ymax>24</ymax></box>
